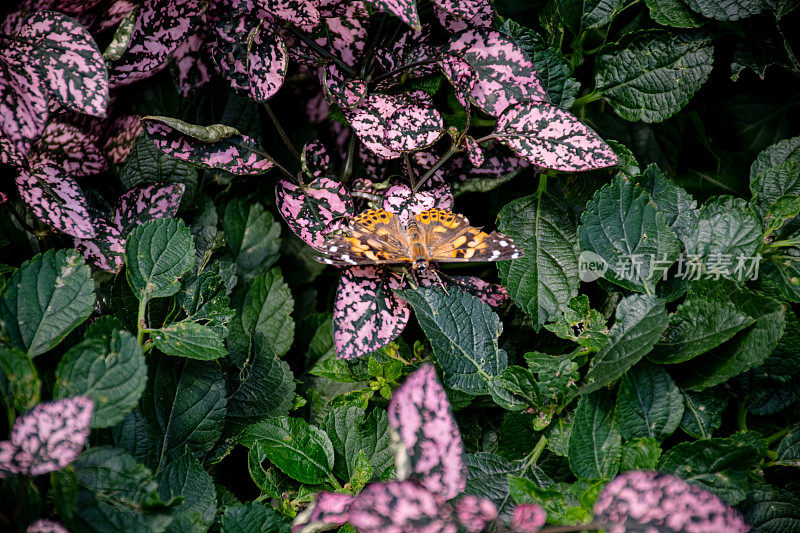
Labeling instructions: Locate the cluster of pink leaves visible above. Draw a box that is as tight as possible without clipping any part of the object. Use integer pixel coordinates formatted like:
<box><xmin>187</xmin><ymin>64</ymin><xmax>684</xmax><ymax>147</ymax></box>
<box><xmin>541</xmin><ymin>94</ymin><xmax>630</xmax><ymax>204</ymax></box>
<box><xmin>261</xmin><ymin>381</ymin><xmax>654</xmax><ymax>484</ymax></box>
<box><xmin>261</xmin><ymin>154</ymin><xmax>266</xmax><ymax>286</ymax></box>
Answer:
<box><xmin>293</xmin><ymin>364</ymin><xmax>545</xmax><ymax>533</ymax></box>
<box><xmin>0</xmin><ymin>396</ymin><xmax>93</xmax><ymax>478</ymax></box>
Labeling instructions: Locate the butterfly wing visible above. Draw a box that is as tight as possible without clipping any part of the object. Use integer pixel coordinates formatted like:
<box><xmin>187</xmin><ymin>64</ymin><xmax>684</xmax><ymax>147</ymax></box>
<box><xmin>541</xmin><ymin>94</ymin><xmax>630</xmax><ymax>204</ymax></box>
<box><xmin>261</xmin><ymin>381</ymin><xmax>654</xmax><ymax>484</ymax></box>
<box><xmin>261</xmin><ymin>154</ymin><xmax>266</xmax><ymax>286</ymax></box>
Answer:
<box><xmin>319</xmin><ymin>208</ymin><xmax>411</xmax><ymax>266</ymax></box>
<box><xmin>416</xmin><ymin>208</ymin><xmax>522</xmax><ymax>262</ymax></box>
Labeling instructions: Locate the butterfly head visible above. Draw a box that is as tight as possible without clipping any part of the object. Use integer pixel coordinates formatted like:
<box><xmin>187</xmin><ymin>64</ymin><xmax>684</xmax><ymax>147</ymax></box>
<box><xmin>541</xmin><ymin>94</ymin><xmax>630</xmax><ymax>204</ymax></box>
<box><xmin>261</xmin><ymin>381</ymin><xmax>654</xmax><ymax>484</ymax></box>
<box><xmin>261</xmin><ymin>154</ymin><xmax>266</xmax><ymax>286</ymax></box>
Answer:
<box><xmin>412</xmin><ymin>258</ymin><xmax>430</xmax><ymax>271</ymax></box>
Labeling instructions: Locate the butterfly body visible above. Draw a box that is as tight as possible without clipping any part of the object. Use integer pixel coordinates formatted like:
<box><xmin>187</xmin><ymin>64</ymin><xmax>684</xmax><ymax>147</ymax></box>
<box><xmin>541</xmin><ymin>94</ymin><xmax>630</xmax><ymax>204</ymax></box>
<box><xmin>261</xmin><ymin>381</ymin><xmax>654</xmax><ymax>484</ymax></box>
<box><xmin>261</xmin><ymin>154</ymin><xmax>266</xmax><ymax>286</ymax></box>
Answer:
<box><xmin>320</xmin><ymin>208</ymin><xmax>522</xmax><ymax>269</ymax></box>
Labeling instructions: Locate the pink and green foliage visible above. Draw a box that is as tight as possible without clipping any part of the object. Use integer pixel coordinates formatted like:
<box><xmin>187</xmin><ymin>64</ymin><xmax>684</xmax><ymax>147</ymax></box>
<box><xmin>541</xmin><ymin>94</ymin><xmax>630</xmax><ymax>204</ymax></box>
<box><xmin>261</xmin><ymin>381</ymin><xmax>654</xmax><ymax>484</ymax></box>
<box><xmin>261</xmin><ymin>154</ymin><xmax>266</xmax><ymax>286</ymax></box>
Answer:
<box><xmin>365</xmin><ymin>0</ymin><xmax>421</xmax><ymax>31</ymax></box>
<box><xmin>247</xmin><ymin>25</ymin><xmax>289</xmax><ymax>102</ymax></box>
<box><xmin>18</xmin><ymin>11</ymin><xmax>108</xmax><ymax>116</ymax></box>
<box><xmin>110</xmin><ymin>0</ymin><xmax>204</xmax><ymax>86</ymax></box>
<box><xmin>593</xmin><ymin>471</ymin><xmax>750</xmax><ymax>533</ymax></box>
<box><xmin>0</xmin><ymin>397</ymin><xmax>93</xmax><ymax>477</ymax></box>
<box><xmin>382</xmin><ymin>183</ymin><xmax>453</xmax><ymax>224</ymax></box>
<box><xmin>172</xmin><ymin>30</ymin><xmax>214</xmax><ymax>96</ymax></box>
<box><xmin>347</xmin><ymin>92</ymin><xmax>444</xmax><ymax>159</ymax></box>
<box><xmin>510</xmin><ymin>505</ymin><xmax>546</xmax><ymax>533</ymax></box>
<box><xmin>143</xmin><ymin>117</ymin><xmax>275</xmax><ymax>175</ymax></box>
<box><xmin>16</xmin><ymin>164</ymin><xmax>96</xmax><ymax>239</ymax></box>
<box><xmin>26</xmin><ymin>519</ymin><xmax>69</xmax><ymax>533</ymax></box>
<box><xmin>455</xmin><ymin>495</ymin><xmax>500</xmax><ymax>533</ymax></box>
<box><xmin>103</xmin><ymin>115</ymin><xmax>142</xmax><ymax>165</ymax></box>
<box><xmin>276</xmin><ymin>176</ymin><xmax>353</xmax><ymax>250</ymax></box>
<box><xmin>494</xmin><ymin>101</ymin><xmax>618</xmax><ymax>171</ymax></box>
<box><xmin>445</xmin><ymin>28</ymin><xmax>547</xmax><ymax>116</ymax></box>
<box><xmin>387</xmin><ymin>364</ymin><xmax>467</xmax><ymax>500</ymax></box>
<box><xmin>322</xmin><ymin>64</ymin><xmax>367</xmax><ymax>110</ymax></box>
<box><xmin>29</xmin><ymin>122</ymin><xmax>108</xmax><ymax>176</ymax></box>
<box><xmin>333</xmin><ymin>266</ymin><xmax>410</xmax><ymax>361</ymax></box>
<box><xmin>435</xmin><ymin>0</ymin><xmax>493</xmax><ymax>32</ymax></box>
<box><xmin>348</xmin><ymin>480</ymin><xmax>456</xmax><ymax>533</ymax></box>
<box><xmin>301</xmin><ymin>139</ymin><xmax>332</xmax><ymax>178</ymax></box>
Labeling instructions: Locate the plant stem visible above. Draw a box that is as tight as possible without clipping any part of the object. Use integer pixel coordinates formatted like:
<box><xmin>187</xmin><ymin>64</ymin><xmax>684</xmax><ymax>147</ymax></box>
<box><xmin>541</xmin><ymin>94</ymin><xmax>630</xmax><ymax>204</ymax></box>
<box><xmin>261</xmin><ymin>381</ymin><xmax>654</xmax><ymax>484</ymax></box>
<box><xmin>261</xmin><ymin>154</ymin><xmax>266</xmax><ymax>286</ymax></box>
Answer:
<box><xmin>264</xmin><ymin>104</ymin><xmax>300</xmax><ymax>160</ymax></box>
<box><xmin>287</xmin><ymin>26</ymin><xmax>355</xmax><ymax>75</ymax></box>
<box><xmin>765</xmin><ymin>427</ymin><xmax>791</xmax><ymax>446</ymax></box>
<box><xmin>737</xmin><ymin>402</ymin><xmax>748</xmax><ymax>432</ymax></box>
<box><xmin>404</xmin><ymin>153</ymin><xmax>416</xmax><ymax>188</ymax></box>
<box><xmin>361</xmin><ymin>13</ymin><xmax>388</xmax><ymax>77</ymax></box>
<box><xmin>572</xmin><ymin>90</ymin><xmax>603</xmax><ymax>108</ymax></box>
<box><xmin>136</xmin><ymin>297</ymin><xmax>148</xmax><ymax>346</ymax></box>
<box><xmin>530</xmin><ymin>435</ymin><xmax>547</xmax><ymax>465</ymax></box>
<box><xmin>327</xmin><ymin>474</ymin><xmax>343</xmax><ymax>492</ymax></box>
<box><xmin>535</xmin><ymin>173</ymin><xmax>547</xmax><ymax>197</ymax></box>
<box><xmin>340</xmin><ymin>133</ymin><xmax>357</xmax><ymax>184</ymax></box>
<box><xmin>413</xmin><ymin>145</ymin><xmax>458</xmax><ymax>193</ymax></box>
<box><xmin>370</xmin><ymin>58</ymin><xmax>439</xmax><ymax>85</ymax></box>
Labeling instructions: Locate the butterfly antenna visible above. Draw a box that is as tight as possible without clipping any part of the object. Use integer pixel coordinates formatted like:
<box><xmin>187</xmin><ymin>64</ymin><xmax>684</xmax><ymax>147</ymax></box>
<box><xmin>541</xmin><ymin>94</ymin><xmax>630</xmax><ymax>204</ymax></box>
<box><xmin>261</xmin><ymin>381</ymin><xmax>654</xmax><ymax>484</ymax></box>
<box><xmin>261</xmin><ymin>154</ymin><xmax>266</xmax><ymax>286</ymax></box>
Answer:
<box><xmin>433</xmin><ymin>268</ymin><xmax>450</xmax><ymax>296</ymax></box>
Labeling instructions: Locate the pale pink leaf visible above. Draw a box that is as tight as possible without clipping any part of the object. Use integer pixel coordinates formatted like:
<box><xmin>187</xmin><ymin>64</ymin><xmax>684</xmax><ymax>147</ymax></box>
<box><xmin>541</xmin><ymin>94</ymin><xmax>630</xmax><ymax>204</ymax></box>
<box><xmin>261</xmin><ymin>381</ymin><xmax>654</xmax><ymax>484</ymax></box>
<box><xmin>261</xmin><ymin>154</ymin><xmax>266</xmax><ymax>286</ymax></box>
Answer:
<box><xmin>16</xmin><ymin>164</ymin><xmax>96</xmax><ymax>238</ymax></box>
<box><xmin>0</xmin><ymin>397</ymin><xmax>93</xmax><ymax>477</ymax></box>
<box><xmin>593</xmin><ymin>471</ymin><xmax>750</xmax><ymax>533</ymax></box>
<box><xmin>26</xmin><ymin>519</ymin><xmax>69</xmax><ymax>533</ymax></box>
<box><xmin>314</xmin><ymin>0</ymin><xmax>368</xmax><ymax>67</ymax></box>
<box><xmin>322</xmin><ymin>64</ymin><xmax>367</xmax><ymax>110</ymax></box>
<box><xmin>74</xmin><ymin>217</ymin><xmax>125</xmax><ymax>273</ymax></box>
<box><xmin>261</xmin><ymin>0</ymin><xmax>321</xmax><ymax>31</ymax></box>
<box><xmin>29</xmin><ymin>121</ymin><xmax>108</xmax><ymax>177</ymax></box>
<box><xmin>511</xmin><ymin>504</ymin><xmax>546</xmax><ymax>532</ymax></box>
<box><xmin>494</xmin><ymin>101</ymin><xmax>618</xmax><ymax>171</ymax></box>
<box><xmin>301</xmin><ymin>139</ymin><xmax>332</xmax><ymax>178</ymax></box>
<box><xmin>333</xmin><ymin>266</ymin><xmax>410</xmax><ymax>360</ymax></box>
<box><xmin>455</xmin><ymin>495</ymin><xmax>498</xmax><ymax>533</ymax></box>
<box><xmin>277</xmin><ymin>176</ymin><xmax>353</xmax><ymax>250</ymax></box>
<box><xmin>445</xmin><ymin>28</ymin><xmax>547</xmax><ymax>116</ymax></box>
<box><xmin>113</xmin><ymin>182</ymin><xmax>185</xmax><ymax>235</ymax></box>
<box><xmin>387</xmin><ymin>364</ymin><xmax>467</xmax><ymax>500</ymax></box>
<box><xmin>173</xmin><ymin>30</ymin><xmax>214</xmax><ymax>96</ymax></box>
<box><xmin>19</xmin><ymin>11</ymin><xmax>109</xmax><ymax>116</ymax></box>
<box><xmin>463</xmin><ymin>136</ymin><xmax>484</xmax><ymax>167</ymax></box>
<box><xmin>292</xmin><ymin>492</ymin><xmax>354</xmax><ymax>533</ymax></box>
<box><xmin>348</xmin><ymin>480</ymin><xmax>456</xmax><ymax>533</ymax></box>
<box><xmin>382</xmin><ymin>183</ymin><xmax>453</xmax><ymax>225</ymax></box>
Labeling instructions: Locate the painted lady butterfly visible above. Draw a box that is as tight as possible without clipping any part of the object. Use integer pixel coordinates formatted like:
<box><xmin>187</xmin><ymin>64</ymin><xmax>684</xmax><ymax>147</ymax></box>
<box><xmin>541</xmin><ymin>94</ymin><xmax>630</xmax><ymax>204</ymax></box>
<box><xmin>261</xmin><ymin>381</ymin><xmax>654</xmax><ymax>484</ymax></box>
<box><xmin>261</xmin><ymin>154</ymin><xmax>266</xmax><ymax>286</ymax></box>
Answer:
<box><xmin>320</xmin><ymin>208</ymin><xmax>522</xmax><ymax>270</ymax></box>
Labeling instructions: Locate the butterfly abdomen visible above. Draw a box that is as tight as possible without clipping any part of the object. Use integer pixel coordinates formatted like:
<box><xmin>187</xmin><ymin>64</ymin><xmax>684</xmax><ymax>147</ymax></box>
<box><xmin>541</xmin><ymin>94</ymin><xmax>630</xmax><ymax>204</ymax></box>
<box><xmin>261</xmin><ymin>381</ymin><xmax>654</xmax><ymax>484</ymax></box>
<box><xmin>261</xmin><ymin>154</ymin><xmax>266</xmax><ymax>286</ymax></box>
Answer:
<box><xmin>405</xmin><ymin>220</ymin><xmax>430</xmax><ymax>269</ymax></box>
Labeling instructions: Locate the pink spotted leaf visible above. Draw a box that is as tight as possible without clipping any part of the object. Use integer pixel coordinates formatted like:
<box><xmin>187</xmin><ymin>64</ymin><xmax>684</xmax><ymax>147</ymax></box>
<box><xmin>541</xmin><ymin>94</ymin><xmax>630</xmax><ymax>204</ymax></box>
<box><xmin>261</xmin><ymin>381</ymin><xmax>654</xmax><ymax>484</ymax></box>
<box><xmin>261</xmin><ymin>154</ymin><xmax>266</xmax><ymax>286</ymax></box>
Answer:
<box><xmin>494</xmin><ymin>101</ymin><xmax>618</xmax><ymax>171</ymax></box>
<box><xmin>29</xmin><ymin>122</ymin><xmax>108</xmax><ymax>177</ymax></box>
<box><xmin>347</xmin><ymin>92</ymin><xmax>444</xmax><ymax>159</ymax></box>
<box><xmin>247</xmin><ymin>25</ymin><xmax>288</xmax><ymax>102</ymax></box>
<box><xmin>0</xmin><ymin>42</ymin><xmax>49</xmax><ymax>165</ymax></box>
<box><xmin>374</xmin><ymin>27</ymin><xmax>437</xmax><ymax>80</ymax></box>
<box><xmin>18</xmin><ymin>11</ymin><xmax>109</xmax><ymax>116</ymax></box>
<box><xmin>455</xmin><ymin>495</ymin><xmax>499</xmax><ymax>533</ymax></box>
<box><xmin>113</xmin><ymin>182</ymin><xmax>185</xmax><ymax>235</ymax></box>
<box><xmin>313</xmin><ymin>1</ymin><xmax>369</xmax><ymax>67</ymax></box>
<box><xmin>450</xmin><ymin>141</ymin><xmax>528</xmax><ymax>183</ymax></box>
<box><xmin>276</xmin><ymin>176</ymin><xmax>353</xmax><ymax>250</ymax></box>
<box><xmin>172</xmin><ymin>30</ymin><xmax>214</xmax><ymax>96</ymax></box>
<box><xmin>445</xmin><ymin>28</ymin><xmax>547</xmax><ymax>116</ymax></box>
<box><xmin>387</xmin><ymin>364</ymin><xmax>467</xmax><ymax>500</ymax></box>
<box><xmin>365</xmin><ymin>0</ymin><xmax>421</xmax><ymax>30</ymax></box>
<box><xmin>333</xmin><ymin>266</ymin><xmax>410</xmax><ymax>360</ymax></box>
<box><xmin>382</xmin><ymin>183</ymin><xmax>453</xmax><ymax>225</ymax></box>
<box><xmin>16</xmin><ymin>164</ymin><xmax>96</xmax><ymax>238</ymax></box>
<box><xmin>74</xmin><ymin>217</ymin><xmax>126</xmax><ymax>273</ymax></box>
<box><xmin>439</xmin><ymin>54</ymin><xmax>476</xmax><ymax>109</ymax></box>
<box><xmin>301</xmin><ymin>139</ymin><xmax>332</xmax><ymax>178</ymax></box>
<box><xmin>510</xmin><ymin>504</ymin><xmax>546</xmax><ymax>532</ymax></box>
<box><xmin>434</xmin><ymin>0</ymin><xmax>493</xmax><ymax>32</ymax></box>
<box><xmin>348</xmin><ymin>480</ymin><xmax>455</xmax><ymax>533</ymax></box>
<box><xmin>262</xmin><ymin>0</ymin><xmax>321</xmax><ymax>32</ymax></box>
<box><xmin>0</xmin><ymin>396</ymin><xmax>93</xmax><ymax>477</ymax></box>
<box><xmin>208</xmin><ymin>1</ymin><xmax>258</xmax><ymax>94</ymax></box>
<box><xmin>593</xmin><ymin>471</ymin><xmax>750</xmax><ymax>533</ymax></box>
<box><xmin>103</xmin><ymin>115</ymin><xmax>143</xmax><ymax>165</ymax></box>
<box><xmin>292</xmin><ymin>492</ymin><xmax>354</xmax><ymax>533</ymax></box>
<box><xmin>463</xmin><ymin>135</ymin><xmax>484</xmax><ymax>166</ymax></box>
<box><xmin>110</xmin><ymin>0</ymin><xmax>204</xmax><ymax>86</ymax></box>
<box><xmin>322</xmin><ymin>64</ymin><xmax>367</xmax><ymax>110</ymax></box>
<box><xmin>26</xmin><ymin>519</ymin><xmax>69</xmax><ymax>533</ymax></box>
<box><xmin>143</xmin><ymin>116</ymin><xmax>275</xmax><ymax>175</ymax></box>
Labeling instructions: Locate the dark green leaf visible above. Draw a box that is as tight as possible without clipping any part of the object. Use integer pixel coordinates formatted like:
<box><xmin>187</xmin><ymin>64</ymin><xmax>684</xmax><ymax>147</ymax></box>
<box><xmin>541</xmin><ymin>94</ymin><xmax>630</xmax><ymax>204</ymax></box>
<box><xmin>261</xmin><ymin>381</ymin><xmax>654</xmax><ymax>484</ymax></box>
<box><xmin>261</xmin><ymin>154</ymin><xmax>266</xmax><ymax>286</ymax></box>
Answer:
<box><xmin>397</xmin><ymin>287</ymin><xmax>508</xmax><ymax>394</ymax></box>
<box><xmin>497</xmin><ymin>193</ymin><xmax>579</xmax><ymax>330</ymax></box>
<box><xmin>0</xmin><ymin>249</ymin><xmax>95</xmax><ymax>357</ymax></box>
<box><xmin>751</xmin><ymin>159</ymin><xmax>800</xmax><ymax>223</ymax></box>
<box><xmin>240</xmin><ymin>416</ymin><xmax>334</xmax><ymax>485</ymax></box>
<box><xmin>619</xmin><ymin>437</ymin><xmax>662</xmax><ymax>471</ymax></box>
<box><xmin>644</xmin><ymin>0</ymin><xmax>702</xmax><ymax>27</ymax></box>
<box><xmin>657</xmin><ymin>432</ymin><xmax>767</xmax><ymax>504</ymax></box>
<box><xmin>112</xmin><ymin>410</ymin><xmax>155</xmax><ymax>465</ymax></box>
<box><xmin>579</xmin><ymin>176</ymin><xmax>680</xmax><ymax>293</ymax></box>
<box><xmin>223</xmin><ymin>200</ymin><xmax>281</xmax><ymax>280</ymax></box>
<box><xmin>581</xmin><ymin>295</ymin><xmax>669</xmax><ymax>394</ymax></box>
<box><xmin>120</xmin><ymin>134</ymin><xmax>197</xmax><ymax>192</ymax></box>
<box><xmin>637</xmin><ymin>164</ymin><xmax>698</xmax><ymax>244</ymax></box>
<box><xmin>221</xmin><ymin>502</ymin><xmax>290</xmax><ymax>533</ymax></box>
<box><xmin>568</xmin><ymin>390</ymin><xmax>621</xmax><ymax>480</ymax></box>
<box><xmin>542</xmin><ymin>296</ymin><xmax>608</xmax><ymax>353</ymax></box>
<box><xmin>230</xmin><ymin>268</ymin><xmax>294</xmax><ymax>357</ymax></box>
<box><xmin>683</xmin><ymin>0</ymin><xmax>768</xmax><ymax>20</ymax></box>
<box><xmin>596</xmin><ymin>31</ymin><xmax>714</xmax><ymax>123</ymax></box>
<box><xmin>152</xmin><ymin>321</ymin><xmax>227</xmax><ymax>360</ymax></box>
<box><xmin>685</xmin><ymin>196</ymin><xmax>761</xmax><ymax>273</ymax></box>
<box><xmin>142</xmin><ymin>358</ymin><xmax>227</xmax><ymax>468</ymax></box>
<box><xmin>156</xmin><ymin>452</ymin><xmax>217</xmax><ymax>529</ymax></box>
<box><xmin>0</xmin><ymin>344</ymin><xmax>40</xmax><ymax>411</ymax></box>
<box><xmin>744</xmin><ymin>485</ymin><xmax>800</xmax><ymax>533</ymax></box>
<box><xmin>322</xmin><ymin>405</ymin><xmax>393</xmax><ymax>482</ymax></box>
<box><xmin>125</xmin><ymin>219</ymin><xmax>195</xmax><ymax>301</ymax></box>
<box><xmin>227</xmin><ymin>343</ymin><xmax>296</xmax><ymax>422</ymax></box>
<box><xmin>679</xmin><ymin>388</ymin><xmax>727</xmax><ymax>438</ymax></box>
<box><xmin>555</xmin><ymin>0</ymin><xmax>627</xmax><ymax>33</ymax></box>
<box><xmin>777</xmin><ymin>424</ymin><xmax>800</xmax><ymax>466</ymax></box>
<box><xmin>54</xmin><ymin>328</ymin><xmax>146</xmax><ymax>428</ymax></box>
<box><xmin>615</xmin><ymin>362</ymin><xmax>683</xmax><ymax>440</ymax></box>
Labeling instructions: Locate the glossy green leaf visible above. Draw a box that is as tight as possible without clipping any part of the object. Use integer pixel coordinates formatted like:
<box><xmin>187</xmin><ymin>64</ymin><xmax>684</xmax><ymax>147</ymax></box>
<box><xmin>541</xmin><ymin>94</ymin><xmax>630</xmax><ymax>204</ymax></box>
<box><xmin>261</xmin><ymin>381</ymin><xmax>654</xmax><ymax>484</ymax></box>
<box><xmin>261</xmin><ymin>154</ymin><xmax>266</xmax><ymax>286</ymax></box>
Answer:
<box><xmin>619</xmin><ymin>437</ymin><xmax>662</xmax><ymax>471</ymax></box>
<box><xmin>644</xmin><ymin>0</ymin><xmax>702</xmax><ymax>27</ymax></box>
<box><xmin>152</xmin><ymin>321</ymin><xmax>227</xmax><ymax>360</ymax></box>
<box><xmin>231</xmin><ymin>267</ymin><xmax>295</xmax><ymax>357</ymax></box>
<box><xmin>497</xmin><ymin>193</ymin><xmax>579</xmax><ymax>330</ymax></box>
<box><xmin>221</xmin><ymin>501</ymin><xmax>290</xmax><ymax>533</ymax></box>
<box><xmin>637</xmin><ymin>164</ymin><xmax>698</xmax><ymax>245</ymax></box>
<box><xmin>596</xmin><ymin>31</ymin><xmax>714</xmax><ymax>123</ymax></box>
<box><xmin>0</xmin><ymin>249</ymin><xmax>95</xmax><ymax>357</ymax></box>
<box><xmin>54</xmin><ymin>328</ymin><xmax>146</xmax><ymax>428</ymax></box>
<box><xmin>685</xmin><ymin>196</ymin><xmax>761</xmax><ymax>272</ymax></box>
<box><xmin>156</xmin><ymin>452</ymin><xmax>217</xmax><ymax>529</ymax></box>
<box><xmin>581</xmin><ymin>295</ymin><xmax>669</xmax><ymax>394</ymax></box>
<box><xmin>0</xmin><ymin>344</ymin><xmax>40</xmax><ymax>411</ymax></box>
<box><xmin>679</xmin><ymin>388</ymin><xmax>727</xmax><ymax>438</ymax></box>
<box><xmin>568</xmin><ymin>390</ymin><xmax>621</xmax><ymax>480</ymax></box>
<box><xmin>615</xmin><ymin>362</ymin><xmax>683</xmax><ymax>440</ymax></box>
<box><xmin>397</xmin><ymin>287</ymin><xmax>508</xmax><ymax>394</ymax></box>
<box><xmin>683</xmin><ymin>0</ymin><xmax>768</xmax><ymax>20</ymax></box>
<box><xmin>120</xmin><ymin>133</ymin><xmax>197</xmax><ymax>192</ymax></box>
<box><xmin>125</xmin><ymin>218</ymin><xmax>195</xmax><ymax>301</ymax></box>
<box><xmin>223</xmin><ymin>200</ymin><xmax>281</xmax><ymax>280</ymax></box>
<box><xmin>322</xmin><ymin>405</ymin><xmax>393</xmax><ymax>482</ymax></box>
<box><xmin>227</xmin><ymin>343</ymin><xmax>295</xmax><ymax>422</ymax></box>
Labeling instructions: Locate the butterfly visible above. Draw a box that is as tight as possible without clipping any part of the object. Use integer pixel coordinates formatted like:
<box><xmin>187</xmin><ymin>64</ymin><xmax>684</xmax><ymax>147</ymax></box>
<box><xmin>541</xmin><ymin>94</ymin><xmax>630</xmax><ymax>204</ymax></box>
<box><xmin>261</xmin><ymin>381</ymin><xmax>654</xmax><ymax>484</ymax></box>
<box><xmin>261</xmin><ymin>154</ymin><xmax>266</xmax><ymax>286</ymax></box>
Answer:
<box><xmin>319</xmin><ymin>208</ymin><xmax>522</xmax><ymax>270</ymax></box>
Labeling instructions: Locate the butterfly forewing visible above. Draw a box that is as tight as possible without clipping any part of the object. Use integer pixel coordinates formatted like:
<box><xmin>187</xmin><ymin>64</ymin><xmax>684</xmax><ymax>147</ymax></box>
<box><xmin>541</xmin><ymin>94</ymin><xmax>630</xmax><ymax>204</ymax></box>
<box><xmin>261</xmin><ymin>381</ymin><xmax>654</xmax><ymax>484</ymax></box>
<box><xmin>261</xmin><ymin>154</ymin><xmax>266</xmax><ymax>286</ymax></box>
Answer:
<box><xmin>416</xmin><ymin>208</ymin><xmax>522</xmax><ymax>262</ymax></box>
<box><xmin>320</xmin><ymin>209</ymin><xmax>411</xmax><ymax>266</ymax></box>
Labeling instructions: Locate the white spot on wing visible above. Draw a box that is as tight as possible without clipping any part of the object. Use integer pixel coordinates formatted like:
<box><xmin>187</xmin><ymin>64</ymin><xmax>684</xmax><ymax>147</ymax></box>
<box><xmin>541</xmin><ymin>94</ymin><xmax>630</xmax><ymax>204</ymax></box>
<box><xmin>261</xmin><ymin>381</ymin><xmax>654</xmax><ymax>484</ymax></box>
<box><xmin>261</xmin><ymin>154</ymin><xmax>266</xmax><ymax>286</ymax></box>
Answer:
<box><xmin>329</xmin><ymin>245</ymin><xmax>338</xmax><ymax>252</ymax></box>
<box><xmin>499</xmin><ymin>240</ymin><xmax>508</xmax><ymax>247</ymax></box>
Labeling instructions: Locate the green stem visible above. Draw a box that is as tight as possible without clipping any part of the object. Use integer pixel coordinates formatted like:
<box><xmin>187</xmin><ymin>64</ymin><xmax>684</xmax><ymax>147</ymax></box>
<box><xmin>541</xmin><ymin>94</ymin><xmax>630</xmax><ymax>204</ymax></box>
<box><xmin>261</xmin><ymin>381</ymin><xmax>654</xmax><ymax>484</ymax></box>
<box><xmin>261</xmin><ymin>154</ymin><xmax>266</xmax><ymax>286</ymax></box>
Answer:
<box><xmin>737</xmin><ymin>402</ymin><xmax>748</xmax><ymax>432</ymax></box>
<box><xmin>535</xmin><ymin>174</ymin><xmax>547</xmax><ymax>197</ymax></box>
<box><xmin>572</xmin><ymin>90</ymin><xmax>603</xmax><ymax>108</ymax></box>
<box><xmin>763</xmin><ymin>239</ymin><xmax>800</xmax><ymax>253</ymax></box>
<box><xmin>327</xmin><ymin>474</ymin><xmax>343</xmax><ymax>492</ymax></box>
<box><xmin>264</xmin><ymin>104</ymin><xmax>300</xmax><ymax>160</ymax></box>
<box><xmin>136</xmin><ymin>297</ymin><xmax>148</xmax><ymax>346</ymax></box>
<box><xmin>370</xmin><ymin>58</ymin><xmax>439</xmax><ymax>85</ymax></box>
<box><xmin>412</xmin><ymin>145</ymin><xmax>458</xmax><ymax>193</ymax></box>
<box><xmin>340</xmin><ymin>133</ymin><xmax>357</xmax><ymax>184</ymax></box>
<box><xmin>765</xmin><ymin>427</ymin><xmax>791</xmax><ymax>446</ymax></box>
<box><xmin>529</xmin><ymin>435</ymin><xmax>547</xmax><ymax>466</ymax></box>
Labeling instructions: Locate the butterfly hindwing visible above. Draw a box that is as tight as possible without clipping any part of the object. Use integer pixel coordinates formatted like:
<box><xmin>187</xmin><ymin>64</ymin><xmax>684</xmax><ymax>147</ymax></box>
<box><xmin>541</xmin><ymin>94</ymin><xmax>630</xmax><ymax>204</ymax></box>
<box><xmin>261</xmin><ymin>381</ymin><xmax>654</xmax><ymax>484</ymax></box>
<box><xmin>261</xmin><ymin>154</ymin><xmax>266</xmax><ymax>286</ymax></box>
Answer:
<box><xmin>320</xmin><ymin>209</ymin><xmax>410</xmax><ymax>266</ymax></box>
<box><xmin>416</xmin><ymin>208</ymin><xmax>522</xmax><ymax>262</ymax></box>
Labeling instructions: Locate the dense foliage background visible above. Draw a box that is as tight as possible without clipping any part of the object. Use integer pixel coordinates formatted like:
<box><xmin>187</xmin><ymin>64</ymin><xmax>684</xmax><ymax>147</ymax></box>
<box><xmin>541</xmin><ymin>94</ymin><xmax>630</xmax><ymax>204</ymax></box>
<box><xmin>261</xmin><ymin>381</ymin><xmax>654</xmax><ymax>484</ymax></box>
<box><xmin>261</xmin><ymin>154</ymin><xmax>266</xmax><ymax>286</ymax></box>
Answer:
<box><xmin>1</xmin><ymin>0</ymin><xmax>800</xmax><ymax>531</ymax></box>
